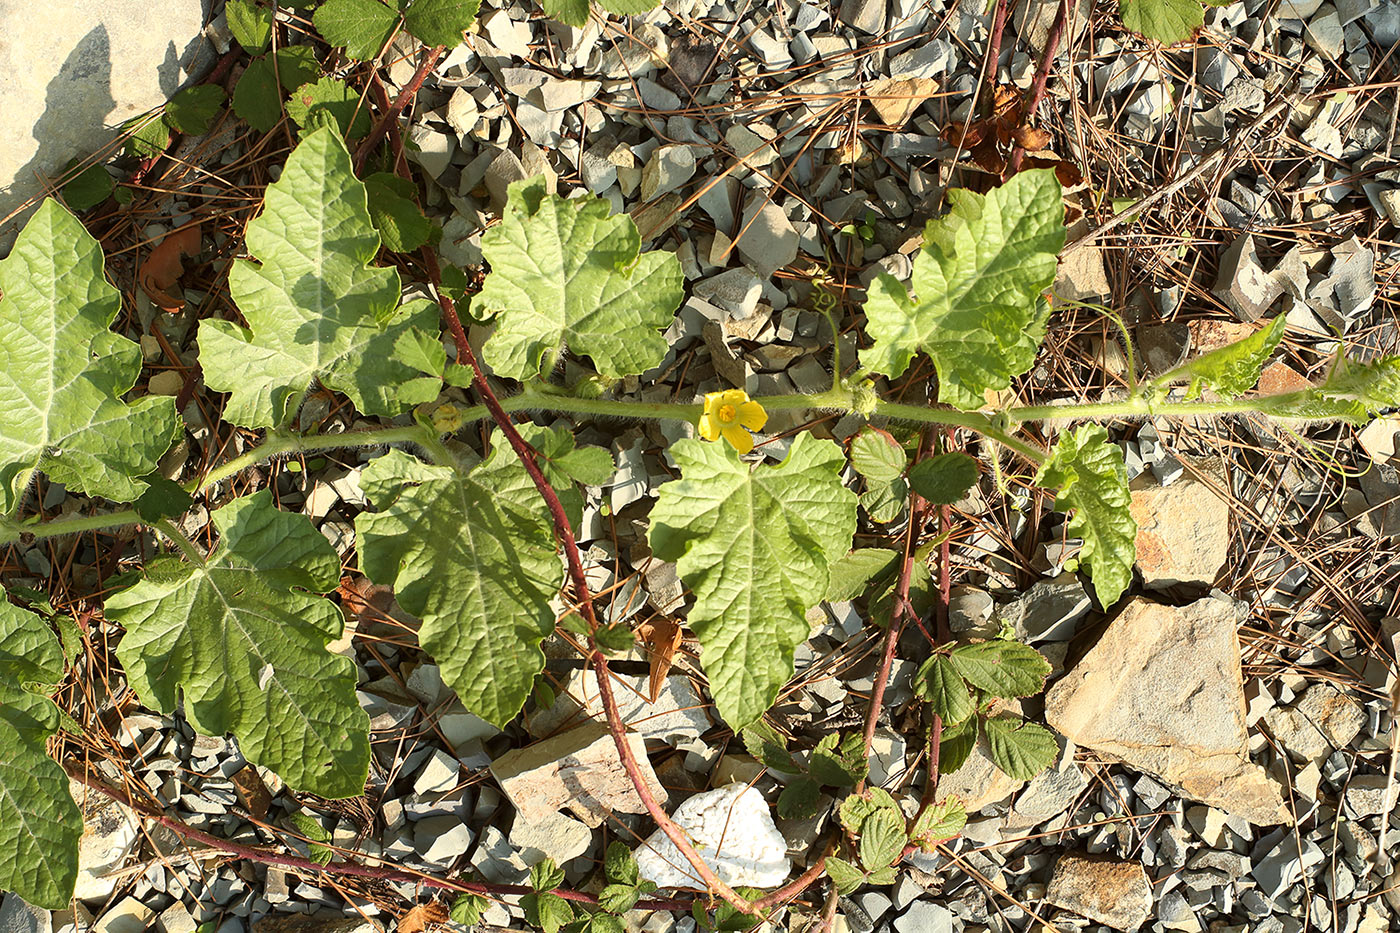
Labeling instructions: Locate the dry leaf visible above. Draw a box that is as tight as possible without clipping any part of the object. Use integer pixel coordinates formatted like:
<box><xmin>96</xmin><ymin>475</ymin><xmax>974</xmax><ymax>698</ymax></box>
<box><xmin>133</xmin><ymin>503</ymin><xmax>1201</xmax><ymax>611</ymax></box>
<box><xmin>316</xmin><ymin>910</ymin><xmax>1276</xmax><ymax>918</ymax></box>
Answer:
<box><xmin>637</xmin><ymin>617</ymin><xmax>682</xmax><ymax>702</ymax></box>
<box><xmin>139</xmin><ymin>223</ymin><xmax>202</xmax><ymax>311</ymax></box>
<box><xmin>397</xmin><ymin>903</ymin><xmax>449</xmax><ymax>933</ymax></box>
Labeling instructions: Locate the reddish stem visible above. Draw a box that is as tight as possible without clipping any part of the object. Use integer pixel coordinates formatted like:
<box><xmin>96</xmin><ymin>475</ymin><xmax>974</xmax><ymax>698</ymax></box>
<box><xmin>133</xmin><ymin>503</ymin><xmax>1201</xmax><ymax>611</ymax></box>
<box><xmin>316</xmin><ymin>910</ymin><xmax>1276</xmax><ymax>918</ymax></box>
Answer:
<box><xmin>418</xmin><ymin>248</ymin><xmax>757</xmax><ymax>916</ymax></box>
<box><xmin>983</xmin><ymin>0</ymin><xmax>1013</xmax><ymax>117</ymax></box>
<box><xmin>63</xmin><ymin>764</ymin><xmax>689</xmax><ymax>911</ymax></box>
<box><xmin>353</xmin><ymin>44</ymin><xmax>445</xmax><ymax>173</ymax></box>
<box><xmin>1008</xmin><ymin>0</ymin><xmax>1069</xmax><ymax>174</ymax></box>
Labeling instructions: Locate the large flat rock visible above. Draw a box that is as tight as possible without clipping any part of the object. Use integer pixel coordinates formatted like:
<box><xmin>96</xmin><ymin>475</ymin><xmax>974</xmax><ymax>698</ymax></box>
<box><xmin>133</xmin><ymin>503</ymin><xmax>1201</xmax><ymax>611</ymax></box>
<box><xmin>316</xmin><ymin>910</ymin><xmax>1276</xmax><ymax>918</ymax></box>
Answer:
<box><xmin>0</xmin><ymin>0</ymin><xmax>213</xmax><ymax>252</ymax></box>
<box><xmin>1045</xmin><ymin>596</ymin><xmax>1289</xmax><ymax>826</ymax></box>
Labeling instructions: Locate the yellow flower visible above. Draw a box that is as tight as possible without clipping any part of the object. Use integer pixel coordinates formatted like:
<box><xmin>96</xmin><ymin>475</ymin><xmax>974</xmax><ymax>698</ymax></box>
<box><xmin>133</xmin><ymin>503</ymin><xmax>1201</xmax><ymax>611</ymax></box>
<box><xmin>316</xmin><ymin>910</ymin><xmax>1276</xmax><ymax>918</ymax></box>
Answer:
<box><xmin>698</xmin><ymin>389</ymin><xmax>768</xmax><ymax>454</ymax></box>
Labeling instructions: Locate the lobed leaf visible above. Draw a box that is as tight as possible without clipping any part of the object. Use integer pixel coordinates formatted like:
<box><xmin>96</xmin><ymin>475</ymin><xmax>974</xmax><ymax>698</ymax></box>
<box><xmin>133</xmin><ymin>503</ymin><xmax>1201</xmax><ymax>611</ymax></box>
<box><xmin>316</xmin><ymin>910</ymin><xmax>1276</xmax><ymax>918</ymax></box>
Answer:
<box><xmin>0</xmin><ymin>595</ymin><xmax>82</xmax><ymax>908</ymax></box>
<box><xmin>1034</xmin><ymin>424</ymin><xmax>1136</xmax><ymax>607</ymax></box>
<box><xmin>860</xmin><ymin>169</ymin><xmax>1064</xmax><ymax>409</ymax></box>
<box><xmin>1319</xmin><ymin>356</ymin><xmax>1400</xmax><ymax>416</ymax></box>
<box><xmin>948</xmin><ymin>640</ymin><xmax>1052</xmax><ymax>699</ymax></box>
<box><xmin>982</xmin><ymin>714</ymin><xmax>1057</xmax><ymax>781</ymax></box>
<box><xmin>0</xmin><ymin>199</ymin><xmax>179</xmax><ymax>513</ymax></box>
<box><xmin>477</xmin><ymin>176</ymin><xmax>684</xmax><ymax>380</ymax></box>
<box><xmin>1162</xmin><ymin>315</ymin><xmax>1286</xmax><ymax>398</ymax></box>
<box><xmin>107</xmin><ymin>491</ymin><xmax>370</xmax><ymax>798</ymax></box>
<box><xmin>649</xmin><ymin>434</ymin><xmax>857</xmax><ymax>728</ymax></box>
<box><xmin>200</xmin><ymin>128</ymin><xmax>440</xmax><ymax>428</ymax></box>
<box><xmin>355</xmin><ymin>446</ymin><xmax>565</xmax><ymax>727</ymax></box>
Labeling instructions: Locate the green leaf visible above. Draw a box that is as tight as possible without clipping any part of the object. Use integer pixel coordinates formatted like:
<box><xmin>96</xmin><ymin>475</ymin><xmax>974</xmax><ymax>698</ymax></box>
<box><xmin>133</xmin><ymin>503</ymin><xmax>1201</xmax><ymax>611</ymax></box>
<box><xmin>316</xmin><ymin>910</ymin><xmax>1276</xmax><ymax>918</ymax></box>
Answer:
<box><xmin>837</xmin><ymin>788</ymin><xmax>899</xmax><ymax>837</ymax></box>
<box><xmin>515</xmin><ymin>422</ymin><xmax>615</xmax><ymax>488</ymax></box>
<box><xmin>868</xmin><ymin>560</ymin><xmax>933</xmax><ymax>629</ymax></box>
<box><xmin>849</xmin><ymin>427</ymin><xmax>906</xmax><ymax>483</ymax></box>
<box><xmin>948</xmin><ymin>640</ymin><xmax>1051</xmax><ymax>699</ymax></box>
<box><xmin>908</xmin><ymin>452</ymin><xmax>979</xmax><ymax>505</ymax></box>
<box><xmin>355</xmin><ymin>446</ymin><xmax>565</xmax><ymax>727</ymax></box>
<box><xmin>232</xmin><ymin>57</ymin><xmax>283</xmax><ymax>132</ymax></box>
<box><xmin>537</xmin><ymin>0</ymin><xmax>590</xmax><ymax>26</ymax></box>
<box><xmin>391</xmin><ymin>328</ymin><xmax>447</xmax><ymax>379</ymax></box>
<box><xmin>199</xmin><ymin>128</ymin><xmax>440</xmax><ymax>427</ymax></box>
<box><xmin>866</xmin><ymin>866</ymin><xmax>898</xmax><ymax>886</ymax></box>
<box><xmin>860</xmin><ymin>169</ymin><xmax>1064</xmax><ymax>409</ymax></box>
<box><xmin>61</xmin><ymin>164</ymin><xmax>113</xmax><ymax>210</ymax></box>
<box><xmin>909</xmin><ymin>798</ymin><xmax>966</xmax><ymax>850</ymax></box>
<box><xmin>982</xmin><ymin>714</ymin><xmax>1057</xmax><ymax>781</ymax></box>
<box><xmin>1167</xmin><ymin>315</ymin><xmax>1286</xmax><ymax>398</ymax></box>
<box><xmin>124</xmin><ymin>113</ymin><xmax>170</xmax><ymax>157</ymax></box>
<box><xmin>450</xmin><ymin>893</ymin><xmax>488</xmax><ymax>926</ymax></box>
<box><xmin>584</xmin><ymin>915</ymin><xmax>627</xmax><ymax>933</ymax></box>
<box><xmin>364</xmin><ymin>172</ymin><xmax>431</xmax><ymax>253</ymax></box>
<box><xmin>777</xmin><ymin>777</ymin><xmax>823</xmax><ymax>820</ymax></box>
<box><xmin>861</xmin><ymin>477</ymin><xmax>907</xmax><ymax>523</ymax></box>
<box><xmin>1119</xmin><ymin>0</ymin><xmax>1204</xmax><ymax>44</ymax></box>
<box><xmin>939</xmin><ymin>714</ymin><xmax>977</xmax><ymax>775</ymax></box>
<box><xmin>107</xmin><ymin>491</ymin><xmax>369</xmax><ymax>797</ymax></box>
<box><xmin>524</xmin><ymin>892</ymin><xmax>574</xmax><ymax>933</ymax></box>
<box><xmin>285</xmin><ymin>77</ymin><xmax>372</xmax><ymax>139</ymax></box>
<box><xmin>1320</xmin><ymin>356</ymin><xmax>1400</xmax><ymax>415</ymax></box>
<box><xmin>808</xmin><ymin>732</ymin><xmax>866</xmax><ymax>787</ymax></box>
<box><xmin>823</xmin><ymin>547</ymin><xmax>897</xmax><ymax>602</ymax></box>
<box><xmin>0</xmin><ymin>199</ymin><xmax>179</xmax><ymax>513</ymax></box>
<box><xmin>134</xmin><ymin>475</ymin><xmax>196</xmax><ymax>523</ymax></box>
<box><xmin>741</xmin><ymin>720</ymin><xmax>798</xmax><ymax>773</ymax></box>
<box><xmin>649</xmin><ymin>434</ymin><xmax>857</xmax><ymax>728</ymax></box>
<box><xmin>478</xmin><ymin>176</ymin><xmax>684</xmax><ymax>380</ymax></box>
<box><xmin>286</xmin><ymin>812</ymin><xmax>334</xmax><ymax>864</ymax></box>
<box><xmin>598</xmin><ymin>883</ymin><xmax>640</xmax><ymax>914</ymax></box>
<box><xmin>0</xmin><ymin>594</ymin><xmax>83</xmax><ymax>908</ymax></box>
<box><xmin>857</xmin><ymin>807</ymin><xmax>907</xmax><ymax>872</ymax></box>
<box><xmin>274</xmin><ymin>46</ymin><xmax>323</xmax><ymax>91</ymax></box>
<box><xmin>1034</xmin><ymin>424</ymin><xmax>1136</xmax><ymax>607</ymax></box>
<box><xmin>313</xmin><ymin>0</ymin><xmax>398</xmax><ymax>60</ymax></box>
<box><xmin>598</xmin><ymin>0</ymin><xmax>660</xmax><ymax>12</ymax></box>
<box><xmin>402</xmin><ymin>0</ymin><xmax>482</xmax><ymax>47</ymax></box>
<box><xmin>915</xmin><ymin>656</ymin><xmax>974</xmax><ymax>726</ymax></box>
<box><xmin>164</xmin><ymin>85</ymin><xmax>227</xmax><ymax>135</ymax></box>
<box><xmin>227</xmin><ymin>0</ymin><xmax>274</xmax><ymax>53</ymax></box>
<box><xmin>604</xmin><ymin>841</ymin><xmax>640</xmax><ymax>886</ymax></box>
<box><xmin>530</xmin><ymin>858</ymin><xmax>565</xmax><ymax>892</ymax></box>
<box><xmin>824</xmin><ymin>856</ymin><xmax>865</xmax><ymax>896</ymax></box>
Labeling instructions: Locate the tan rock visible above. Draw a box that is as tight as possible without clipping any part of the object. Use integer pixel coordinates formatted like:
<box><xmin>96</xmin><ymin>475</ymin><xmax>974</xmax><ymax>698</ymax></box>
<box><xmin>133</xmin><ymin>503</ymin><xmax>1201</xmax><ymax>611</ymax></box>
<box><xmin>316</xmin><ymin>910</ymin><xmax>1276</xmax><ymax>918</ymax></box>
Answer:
<box><xmin>490</xmin><ymin>720</ymin><xmax>664</xmax><ymax>828</ymax></box>
<box><xmin>1045</xmin><ymin>596</ymin><xmax>1289</xmax><ymax>825</ymax></box>
<box><xmin>1129</xmin><ymin>458</ymin><xmax>1229</xmax><ymax>589</ymax></box>
<box><xmin>1046</xmin><ymin>854</ymin><xmax>1152</xmax><ymax>931</ymax></box>
<box><xmin>864</xmin><ymin>77</ymin><xmax>939</xmax><ymax>127</ymax></box>
<box><xmin>1256</xmin><ymin>361</ymin><xmax>1313</xmax><ymax>395</ymax></box>
<box><xmin>935</xmin><ymin>700</ymin><xmax>1027</xmax><ymax>812</ymax></box>
<box><xmin>1188</xmin><ymin>319</ymin><xmax>1258</xmax><ymax>354</ymax></box>
<box><xmin>1359</xmin><ymin>416</ymin><xmax>1400</xmax><ymax>465</ymax></box>
<box><xmin>1263</xmin><ymin>683</ymin><xmax>1366</xmax><ymax>763</ymax></box>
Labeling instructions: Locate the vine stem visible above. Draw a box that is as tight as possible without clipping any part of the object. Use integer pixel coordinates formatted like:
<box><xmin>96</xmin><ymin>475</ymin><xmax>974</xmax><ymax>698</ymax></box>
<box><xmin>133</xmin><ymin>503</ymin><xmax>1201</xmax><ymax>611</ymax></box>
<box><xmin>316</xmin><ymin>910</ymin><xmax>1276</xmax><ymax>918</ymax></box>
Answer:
<box><xmin>61</xmin><ymin>764</ymin><xmax>689</xmax><ymax>911</ymax></box>
<box><xmin>982</xmin><ymin>0</ymin><xmax>1013</xmax><ymax>116</ymax></box>
<box><xmin>417</xmin><ymin>249</ymin><xmax>757</xmax><ymax>916</ymax></box>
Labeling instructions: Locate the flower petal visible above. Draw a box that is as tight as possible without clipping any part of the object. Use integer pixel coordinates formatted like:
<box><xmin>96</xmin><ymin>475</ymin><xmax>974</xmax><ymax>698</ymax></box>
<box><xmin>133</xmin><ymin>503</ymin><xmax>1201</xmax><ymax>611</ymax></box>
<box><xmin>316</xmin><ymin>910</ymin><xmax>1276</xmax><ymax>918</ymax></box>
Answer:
<box><xmin>698</xmin><ymin>412</ymin><xmax>719</xmax><ymax>441</ymax></box>
<box><xmin>719</xmin><ymin>389</ymin><xmax>749</xmax><ymax>407</ymax></box>
<box><xmin>736</xmin><ymin>401</ymin><xmax>768</xmax><ymax>431</ymax></box>
<box><xmin>722</xmin><ymin>425</ymin><xmax>753</xmax><ymax>454</ymax></box>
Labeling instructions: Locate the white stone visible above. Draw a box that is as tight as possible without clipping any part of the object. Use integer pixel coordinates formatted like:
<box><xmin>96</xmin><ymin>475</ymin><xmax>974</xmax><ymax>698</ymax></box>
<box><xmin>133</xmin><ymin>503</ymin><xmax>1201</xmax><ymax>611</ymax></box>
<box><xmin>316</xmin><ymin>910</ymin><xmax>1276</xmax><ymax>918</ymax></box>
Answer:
<box><xmin>0</xmin><ymin>1</ymin><xmax>214</xmax><ymax>251</ymax></box>
<box><xmin>71</xmin><ymin>785</ymin><xmax>141</xmax><ymax>902</ymax></box>
<box><xmin>510</xmin><ymin>810</ymin><xmax>593</xmax><ymax>867</ymax></box>
<box><xmin>635</xmin><ymin>783</ymin><xmax>791</xmax><ymax>889</ymax></box>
